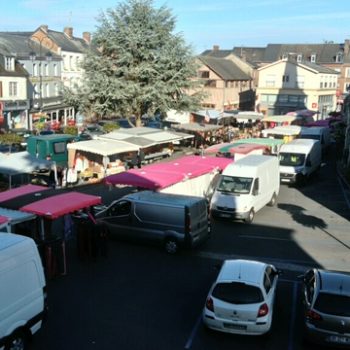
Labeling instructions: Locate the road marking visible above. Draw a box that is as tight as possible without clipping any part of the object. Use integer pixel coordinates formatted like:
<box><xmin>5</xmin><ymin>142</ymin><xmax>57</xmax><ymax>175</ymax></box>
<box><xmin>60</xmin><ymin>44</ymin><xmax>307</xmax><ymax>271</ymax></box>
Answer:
<box><xmin>288</xmin><ymin>282</ymin><xmax>299</xmax><ymax>350</ymax></box>
<box><xmin>184</xmin><ymin>313</ymin><xmax>202</xmax><ymax>349</ymax></box>
<box><xmin>238</xmin><ymin>235</ymin><xmax>291</xmax><ymax>241</ymax></box>
<box><xmin>195</xmin><ymin>251</ymin><xmax>312</xmax><ymax>273</ymax></box>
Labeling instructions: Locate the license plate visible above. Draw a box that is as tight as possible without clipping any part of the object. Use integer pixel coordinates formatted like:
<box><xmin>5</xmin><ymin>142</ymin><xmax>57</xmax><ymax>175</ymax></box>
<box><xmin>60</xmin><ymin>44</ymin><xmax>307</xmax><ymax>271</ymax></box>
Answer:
<box><xmin>281</xmin><ymin>179</ymin><xmax>290</xmax><ymax>183</ymax></box>
<box><xmin>328</xmin><ymin>335</ymin><xmax>350</xmax><ymax>344</ymax></box>
<box><xmin>220</xmin><ymin>214</ymin><xmax>231</xmax><ymax>218</ymax></box>
<box><xmin>223</xmin><ymin>323</ymin><xmax>247</xmax><ymax>330</ymax></box>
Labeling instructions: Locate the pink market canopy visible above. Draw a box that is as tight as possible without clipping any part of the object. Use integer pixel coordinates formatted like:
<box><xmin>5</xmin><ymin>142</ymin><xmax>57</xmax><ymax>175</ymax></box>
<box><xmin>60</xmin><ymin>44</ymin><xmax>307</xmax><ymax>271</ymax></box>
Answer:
<box><xmin>20</xmin><ymin>192</ymin><xmax>102</xmax><ymax>219</ymax></box>
<box><xmin>0</xmin><ymin>184</ymin><xmax>49</xmax><ymax>203</ymax></box>
<box><xmin>0</xmin><ymin>215</ymin><xmax>9</xmax><ymax>225</ymax></box>
<box><xmin>105</xmin><ymin>155</ymin><xmax>232</xmax><ymax>189</ymax></box>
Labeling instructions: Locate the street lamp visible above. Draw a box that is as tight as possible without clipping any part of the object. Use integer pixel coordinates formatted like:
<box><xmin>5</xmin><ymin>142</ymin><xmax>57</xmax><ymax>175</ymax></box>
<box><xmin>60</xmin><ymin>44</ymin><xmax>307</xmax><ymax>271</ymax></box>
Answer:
<box><xmin>29</xmin><ymin>37</ymin><xmax>53</xmax><ymax>111</ymax></box>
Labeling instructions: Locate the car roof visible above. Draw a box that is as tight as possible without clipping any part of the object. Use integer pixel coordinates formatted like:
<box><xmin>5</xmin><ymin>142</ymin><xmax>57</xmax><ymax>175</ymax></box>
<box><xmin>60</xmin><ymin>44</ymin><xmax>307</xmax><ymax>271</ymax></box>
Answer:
<box><xmin>317</xmin><ymin>270</ymin><xmax>350</xmax><ymax>296</ymax></box>
<box><xmin>217</xmin><ymin>259</ymin><xmax>268</xmax><ymax>285</ymax></box>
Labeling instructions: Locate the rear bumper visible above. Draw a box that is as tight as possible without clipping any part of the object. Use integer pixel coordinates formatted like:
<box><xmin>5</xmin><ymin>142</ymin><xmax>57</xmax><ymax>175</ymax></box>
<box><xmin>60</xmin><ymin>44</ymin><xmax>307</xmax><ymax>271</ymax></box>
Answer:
<box><xmin>304</xmin><ymin>325</ymin><xmax>350</xmax><ymax>348</ymax></box>
<box><xmin>203</xmin><ymin>313</ymin><xmax>270</xmax><ymax>335</ymax></box>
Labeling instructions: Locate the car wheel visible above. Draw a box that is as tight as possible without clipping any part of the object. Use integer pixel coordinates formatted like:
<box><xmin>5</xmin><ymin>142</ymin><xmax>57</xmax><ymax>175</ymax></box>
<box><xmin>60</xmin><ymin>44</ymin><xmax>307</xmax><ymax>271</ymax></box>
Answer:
<box><xmin>164</xmin><ymin>238</ymin><xmax>178</xmax><ymax>254</ymax></box>
<box><xmin>267</xmin><ymin>193</ymin><xmax>277</xmax><ymax>207</ymax></box>
<box><xmin>245</xmin><ymin>209</ymin><xmax>254</xmax><ymax>224</ymax></box>
<box><xmin>5</xmin><ymin>330</ymin><xmax>26</xmax><ymax>350</ymax></box>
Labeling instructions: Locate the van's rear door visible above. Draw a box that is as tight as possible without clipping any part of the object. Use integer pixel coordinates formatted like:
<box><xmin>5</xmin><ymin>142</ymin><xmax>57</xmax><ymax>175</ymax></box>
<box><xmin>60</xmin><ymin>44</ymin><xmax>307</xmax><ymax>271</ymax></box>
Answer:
<box><xmin>187</xmin><ymin>199</ymin><xmax>209</xmax><ymax>246</ymax></box>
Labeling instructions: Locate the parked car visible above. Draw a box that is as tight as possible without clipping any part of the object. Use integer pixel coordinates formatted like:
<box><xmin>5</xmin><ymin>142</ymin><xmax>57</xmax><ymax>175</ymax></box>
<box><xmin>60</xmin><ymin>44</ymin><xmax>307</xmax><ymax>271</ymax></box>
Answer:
<box><xmin>0</xmin><ymin>233</ymin><xmax>47</xmax><ymax>350</ymax></box>
<box><xmin>301</xmin><ymin>268</ymin><xmax>350</xmax><ymax>348</ymax></box>
<box><xmin>94</xmin><ymin>190</ymin><xmax>210</xmax><ymax>254</ymax></box>
<box><xmin>279</xmin><ymin>139</ymin><xmax>322</xmax><ymax>185</ymax></box>
<box><xmin>209</xmin><ymin>155</ymin><xmax>280</xmax><ymax>223</ymax></box>
<box><xmin>203</xmin><ymin>259</ymin><xmax>280</xmax><ymax>335</ymax></box>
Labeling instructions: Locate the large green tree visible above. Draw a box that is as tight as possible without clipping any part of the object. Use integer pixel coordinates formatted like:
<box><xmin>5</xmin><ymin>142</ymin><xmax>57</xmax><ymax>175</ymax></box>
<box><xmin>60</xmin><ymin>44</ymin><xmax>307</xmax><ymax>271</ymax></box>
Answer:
<box><xmin>69</xmin><ymin>0</ymin><xmax>204</xmax><ymax>125</ymax></box>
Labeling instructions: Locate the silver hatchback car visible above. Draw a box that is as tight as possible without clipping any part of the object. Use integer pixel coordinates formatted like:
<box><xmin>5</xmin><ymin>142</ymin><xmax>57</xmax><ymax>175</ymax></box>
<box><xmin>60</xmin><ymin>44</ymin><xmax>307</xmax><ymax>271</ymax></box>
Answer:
<box><xmin>301</xmin><ymin>268</ymin><xmax>350</xmax><ymax>348</ymax></box>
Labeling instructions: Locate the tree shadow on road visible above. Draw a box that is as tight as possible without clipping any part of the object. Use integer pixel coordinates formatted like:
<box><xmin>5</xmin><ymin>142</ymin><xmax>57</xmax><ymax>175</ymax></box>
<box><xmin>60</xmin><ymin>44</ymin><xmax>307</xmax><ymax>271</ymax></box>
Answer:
<box><xmin>278</xmin><ymin>203</ymin><xmax>327</xmax><ymax>230</ymax></box>
<box><xmin>278</xmin><ymin>203</ymin><xmax>350</xmax><ymax>250</ymax></box>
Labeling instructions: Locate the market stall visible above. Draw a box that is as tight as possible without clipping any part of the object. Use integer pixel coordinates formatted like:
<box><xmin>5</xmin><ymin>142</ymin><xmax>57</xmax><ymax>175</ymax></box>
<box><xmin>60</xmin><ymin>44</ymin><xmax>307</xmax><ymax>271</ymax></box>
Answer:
<box><xmin>19</xmin><ymin>191</ymin><xmax>102</xmax><ymax>277</ymax></box>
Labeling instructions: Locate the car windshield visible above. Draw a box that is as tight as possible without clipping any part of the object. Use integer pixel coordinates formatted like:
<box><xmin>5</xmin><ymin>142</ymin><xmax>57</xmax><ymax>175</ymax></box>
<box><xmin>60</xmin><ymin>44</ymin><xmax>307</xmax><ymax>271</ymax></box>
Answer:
<box><xmin>216</xmin><ymin>176</ymin><xmax>253</xmax><ymax>194</ymax></box>
<box><xmin>314</xmin><ymin>293</ymin><xmax>350</xmax><ymax>316</ymax></box>
<box><xmin>279</xmin><ymin>152</ymin><xmax>305</xmax><ymax>166</ymax></box>
<box><xmin>212</xmin><ymin>282</ymin><xmax>264</xmax><ymax>304</ymax></box>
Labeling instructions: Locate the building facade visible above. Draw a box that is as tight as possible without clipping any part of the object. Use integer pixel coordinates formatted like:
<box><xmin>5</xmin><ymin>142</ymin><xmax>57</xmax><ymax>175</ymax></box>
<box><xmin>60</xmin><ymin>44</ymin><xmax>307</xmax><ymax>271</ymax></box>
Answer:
<box><xmin>256</xmin><ymin>58</ymin><xmax>338</xmax><ymax>118</ymax></box>
<box><xmin>196</xmin><ymin>56</ymin><xmax>253</xmax><ymax>111</ymax></box>
<box><xmin>0</xmin><ymin>25</ymin><xmax>92</xmax><ymax>131</ymax></box>
<box><xmin>0</xmin><ymin>51</ymin><xmax>30</xmax><ymax>130</ymax></box>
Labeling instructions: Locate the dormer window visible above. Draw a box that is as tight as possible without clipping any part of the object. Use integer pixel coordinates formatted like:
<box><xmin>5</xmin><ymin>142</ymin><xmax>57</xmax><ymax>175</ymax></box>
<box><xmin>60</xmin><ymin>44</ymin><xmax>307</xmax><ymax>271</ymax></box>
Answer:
<box><xmin>297</xmin><ymin>54</ymin><xmax>302</xmax><ymax>62</ymax></box>
<box><xmin>335</xmin><ymin>51</ymin><xmax>343</xmax><ymax>63</ymax></box>
<box><xmin>310</xmin><ymin>54</ymin><xmax>316</xmax><ymax>63</ymax></box>
<box><xmin>5</xmin><ymin>56</ymin><xmax>15</xmax><ymax>71</ymax></box>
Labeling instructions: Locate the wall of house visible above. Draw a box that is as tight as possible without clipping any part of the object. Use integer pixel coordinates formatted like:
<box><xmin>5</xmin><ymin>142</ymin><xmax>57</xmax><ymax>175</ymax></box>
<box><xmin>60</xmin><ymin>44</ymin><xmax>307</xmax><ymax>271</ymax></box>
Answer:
<box><xmin>197</xmin><ymin>62</ymin><xmax>250</xmax><ymax>110</ymax></box>
<box><xmin>256</xmin><ymin>61</ymin><xmax>337</xmax><ymax>116</ymax></box>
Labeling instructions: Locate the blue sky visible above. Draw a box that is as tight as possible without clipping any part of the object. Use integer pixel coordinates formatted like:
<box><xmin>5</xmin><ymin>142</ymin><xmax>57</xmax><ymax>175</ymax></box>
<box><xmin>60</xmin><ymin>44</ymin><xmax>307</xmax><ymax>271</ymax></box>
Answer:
<box><xmin>1</xmin><ymin>0</ymin><xmax>350</xmax><ymax>54</ymax></box>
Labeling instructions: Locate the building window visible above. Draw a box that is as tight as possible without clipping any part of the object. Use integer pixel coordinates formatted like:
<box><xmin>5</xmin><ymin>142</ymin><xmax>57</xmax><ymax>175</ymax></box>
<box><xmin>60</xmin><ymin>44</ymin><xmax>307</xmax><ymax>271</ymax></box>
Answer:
<box><xmin>62</xmin><ymin>55</ymin><xmax>67</xmax><ymax>70</ymax></box>
<box><xmin>324</xmin><ymin>82</ymin><xmax>328</xmax><ymax>88</ymax></box>
<box><xmin>5</xmin><ymin>57</ymin><xmax>15</xmax><ymax>71</ymax></box>
<box><xmin>69</xmin><ymin>56</ymin><xmax>73</xmax><ymax>70</ymax></box>
<box><xmin>311</xmin><ymin>54</ymin><xmax>316</xmax><ymax>63</ymax></box>
<box><xmin>33</xmin><ymin>84</ymin><xmax>38</xmax><ymax>99</ymax></box>
<box><xmin>76</xmin><ymin>56</ymin><xmax>80</xmax><ymax>70</ymax></box>
<box><xmin>346</xmin><ymin>68</ymin><xmax>350</xmax><ymax>78</ymax></box>
<box><xmin>296</xmin><ymin>75</ymin><xmax>304</xmax><ymax>88</ymax></box>
<box><xmin>345</xmin><ymin>83</ymin><xmax>350</xmax><ymax>92</ymax></box>
<box><xmin>53</xmin><ymin>63</ymin><xmax>58</xmax><ymax>76</ymax></box>
<box><xmin>204</xmin><ymin>80</ymin><xmax>216</xmax><ymax>88</ymax></box>
<box><xmin>199</xmin><ymin>71</ymin><xmax>210</xmax><ymax>78</ymax></box>
<box><xmin>9</xmin><ymin>82</ymin><xmax>18</xmax><ymax>97</ymax></box>
<box><xmin>266</xmin><ymin>74</ymin><xmax>276</xmax><ymax>87</ymax></box>
<box><xmin>0</xmin><ymin>81</ymin><xmax>2</xmax><ymax>97</ymax></box>
<box><xmin>320</xmin><ymin>82</ymin><xmax>323</xmax><ymax>88</ymax></box>
<box><xmin>282</xmin><ymin>75</ymin><xmax>289</xmax><ymax>82</ymax></box>
<box><xmin>46</xmin><ymin>83</ymin><xmax>49</xmax><ymax>98</ymax></box>
<box><xmin>297</xmin><ymin>54</ymin><xmax>302</xmax><ymax>62</ymax></box>
<box><xmin>335</xmin><ymin>52</ymin><xmax>343</xmax><ymax>63</ymax></box>
<box><xmin>44</xmin><ymin>63</ymin><xmax>49</xmax><ymax>76</ymax></box>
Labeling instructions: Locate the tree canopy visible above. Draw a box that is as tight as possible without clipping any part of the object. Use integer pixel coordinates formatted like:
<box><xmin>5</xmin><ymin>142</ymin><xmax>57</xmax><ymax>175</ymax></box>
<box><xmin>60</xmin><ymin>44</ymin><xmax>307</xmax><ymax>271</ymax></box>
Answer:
<box><xmin>67</xmin><ymin>0</ymin><xmax>204</xmax><ymax>124</ymax></box>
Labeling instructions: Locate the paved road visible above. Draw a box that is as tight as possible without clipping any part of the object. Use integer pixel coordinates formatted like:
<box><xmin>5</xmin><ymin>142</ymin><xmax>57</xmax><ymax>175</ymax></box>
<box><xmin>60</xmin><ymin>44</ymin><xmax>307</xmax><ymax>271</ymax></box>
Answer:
<box><xmin>27</xmin><ymin>151</ymin><xmax>349</xmax><ymax>350</ymax></box>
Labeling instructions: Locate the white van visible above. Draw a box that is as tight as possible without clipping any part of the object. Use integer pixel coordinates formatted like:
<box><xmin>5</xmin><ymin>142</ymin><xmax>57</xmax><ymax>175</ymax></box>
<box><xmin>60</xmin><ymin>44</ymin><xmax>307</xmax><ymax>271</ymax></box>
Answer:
<box><xmin>0</xmin><ymin>233</ymin><xmax>47</xmax><ymax>350</ymax></box>
<box><xmin>279</xmin><ymin>139</ymin><xmax>322</xmax><ymax>185</ymax></box>
<box><xmin>299</xmin><ymin>126</ymin><xmax>331</xmax><ymax>153</ymax></box>
<box><xmin>210</xmin><ymin>155</ymin><xmax>280</xmax><ymax>223</ymax></box>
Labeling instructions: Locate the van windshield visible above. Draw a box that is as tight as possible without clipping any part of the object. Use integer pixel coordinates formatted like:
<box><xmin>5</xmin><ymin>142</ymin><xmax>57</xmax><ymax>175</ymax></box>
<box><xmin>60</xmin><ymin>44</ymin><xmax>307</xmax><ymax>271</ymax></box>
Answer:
<box><xmin>279</xmin><ymin>152</ymin><xmax>305</xmax><ymax>166</ymax></box>
<box><xmin>217</xmin><ymin>175</ymin><xmax>253</xmax><ymax>194</ymax></box>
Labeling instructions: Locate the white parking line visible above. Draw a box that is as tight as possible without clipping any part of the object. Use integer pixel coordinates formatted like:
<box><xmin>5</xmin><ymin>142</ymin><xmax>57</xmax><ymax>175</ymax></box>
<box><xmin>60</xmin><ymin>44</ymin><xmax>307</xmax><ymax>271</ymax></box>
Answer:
<box><xmin>184</xmin><ymin>313</ymin><xmax>202</xmax><ymax>349</ymax></box>
<box><xmin>288</xmin><ymin>282</ymin><xmax>299</xmax><ymax>350</ymax></box>
<box><xmin>238</xmin><ymin>235</ymin><xmax>291</xmax><ymax>241</ymax></box>
<box><xmin>195</xmin><ymin>251</ymin><xmax>313</xmax><ymax>273</ymax></box>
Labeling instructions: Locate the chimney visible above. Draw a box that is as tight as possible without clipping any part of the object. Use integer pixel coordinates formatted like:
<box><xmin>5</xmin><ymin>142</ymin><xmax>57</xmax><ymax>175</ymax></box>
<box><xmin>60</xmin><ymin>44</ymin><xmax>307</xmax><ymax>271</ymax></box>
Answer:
<box><xmin>83</xmin><ymin>32</ymin><xmax>91</xmax><ymax>44</ymax></box>
<box><xmin>213</xmin><ymin>45</ymin><xmax>220</xmax><ymax>51</ymax></box>
<box><xmin>40</xmin><ymin>24</ymin><xmax>48</xmax><ymax>33</ymax></box>
<box><xmin>344</xmin><ymin>39</ymin><xmax>350</xmax><ymax>56</ymax></box>
<box><xmin>64</xmin><ymin>27</ymin><xmax>73</xmax><ymax>39</ymax></box>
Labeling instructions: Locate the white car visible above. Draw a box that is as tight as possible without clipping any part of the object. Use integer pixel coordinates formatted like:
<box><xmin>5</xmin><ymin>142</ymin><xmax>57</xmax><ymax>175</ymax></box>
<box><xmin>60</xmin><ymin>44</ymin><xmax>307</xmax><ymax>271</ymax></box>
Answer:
<box><xmin>203</xmin><ymin>259</ymin><xmax>279</xmax><ymax>335</ymax></box>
